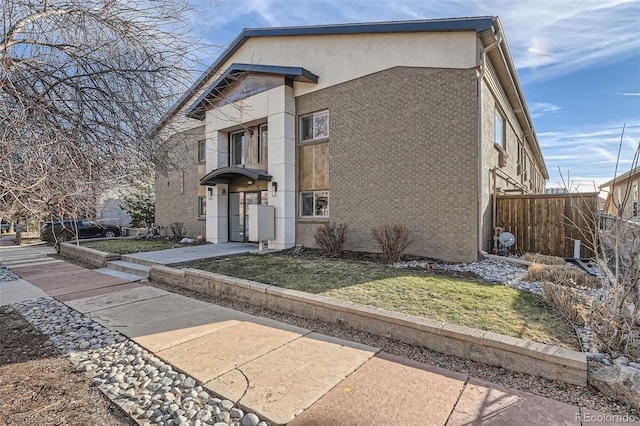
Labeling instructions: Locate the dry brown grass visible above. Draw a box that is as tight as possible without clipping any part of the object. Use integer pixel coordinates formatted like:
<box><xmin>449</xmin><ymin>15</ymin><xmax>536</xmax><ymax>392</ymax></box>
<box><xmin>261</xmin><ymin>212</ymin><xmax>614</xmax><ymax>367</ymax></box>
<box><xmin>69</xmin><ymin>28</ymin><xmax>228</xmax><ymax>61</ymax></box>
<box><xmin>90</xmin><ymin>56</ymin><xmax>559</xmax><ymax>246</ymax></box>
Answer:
<box><xmin>524</xmin><ymin>264</ymin><xmax>601</xmax><ymax>289</ymax></box>
<box><xmin>541</xmin><ymin>282</ymin><xmax>588</xmax><ymax>325</ymax></box>
<box><xmin>522</xmin><ymin>252</ymin><xmax>567</xmax><ymax>266</ymax></box>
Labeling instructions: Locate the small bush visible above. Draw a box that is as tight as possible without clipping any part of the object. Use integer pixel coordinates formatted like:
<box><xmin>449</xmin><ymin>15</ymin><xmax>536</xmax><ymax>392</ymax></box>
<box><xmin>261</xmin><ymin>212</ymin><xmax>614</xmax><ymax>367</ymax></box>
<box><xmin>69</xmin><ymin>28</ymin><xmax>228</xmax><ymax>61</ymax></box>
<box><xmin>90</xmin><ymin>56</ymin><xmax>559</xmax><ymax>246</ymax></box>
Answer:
<box><xmin>522</xmin><ymin>252</ymin><xmax>567</xmax><ymax>266</ymax></box>
<box><xmin>371</xmin><ymin>224</ymin><xmax>413</xmax><ymax>264</ymax></box>
<box><xmin>524</xmin><ymin>264</ymin><xmax>601</xmax><ymax>289</ymax></box>
<box><xmin>314</xmin><ymin>222</ymin><xmax>348</xmax><ymax>256</ymax></box>
<box><xmin>169</xmin><ymin>222</ymin><xmax>187</xmax><ymax>240</ymax></box>
<box><xmin>541</xmin><ymin>282</ymin><xmax>587</xmax><ymax>325</ymax></box>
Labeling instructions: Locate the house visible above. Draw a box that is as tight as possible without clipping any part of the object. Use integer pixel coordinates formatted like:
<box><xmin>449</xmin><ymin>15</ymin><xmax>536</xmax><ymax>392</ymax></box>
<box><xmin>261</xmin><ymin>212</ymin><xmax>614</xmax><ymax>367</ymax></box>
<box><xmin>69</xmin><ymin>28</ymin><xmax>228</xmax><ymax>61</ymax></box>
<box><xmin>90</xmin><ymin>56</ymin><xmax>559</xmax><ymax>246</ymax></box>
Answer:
<box><xmin>600</xmin><ymin>166</ymin><xmax>640</xmax><ymax>218</ymax></box>
<box><xmin>155</xmin><ymin>17</ymin><xmax>548</xmax><ymax>262</ymax></box>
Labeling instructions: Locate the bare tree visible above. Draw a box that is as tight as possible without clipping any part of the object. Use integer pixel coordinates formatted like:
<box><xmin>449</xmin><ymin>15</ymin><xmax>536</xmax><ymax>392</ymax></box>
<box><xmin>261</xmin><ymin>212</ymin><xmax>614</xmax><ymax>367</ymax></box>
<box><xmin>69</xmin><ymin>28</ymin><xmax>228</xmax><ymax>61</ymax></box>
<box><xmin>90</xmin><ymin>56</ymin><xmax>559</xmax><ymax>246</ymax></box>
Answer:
<box><xmin>559</xmin><ymin>132</ymin><xmax>640</xmax><ymax>358</ymax></box>
<box><xmin>0</xmin><ymin>0</ymin><xmax>210</xmax><ymax>224</ymax></box>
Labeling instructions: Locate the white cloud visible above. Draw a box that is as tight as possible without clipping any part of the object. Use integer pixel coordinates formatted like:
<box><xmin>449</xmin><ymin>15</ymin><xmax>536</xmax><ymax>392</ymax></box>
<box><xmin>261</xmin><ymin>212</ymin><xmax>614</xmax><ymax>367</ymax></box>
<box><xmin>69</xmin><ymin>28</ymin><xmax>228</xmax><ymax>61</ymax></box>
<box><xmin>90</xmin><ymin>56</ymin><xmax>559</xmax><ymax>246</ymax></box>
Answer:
<box><xmin>617</xmin><ymin>92</ymin><xmax>640</xmax><ymax>96</ymax></box>
<box><xmin>539</xmin><ymin>121</ymin><xmax>640</xmax><ymax>188</ymax></box>
<box><xmin>529</xmin><ymin>102</ymin><xmax>562</xmax><ymax>118</ymax></box>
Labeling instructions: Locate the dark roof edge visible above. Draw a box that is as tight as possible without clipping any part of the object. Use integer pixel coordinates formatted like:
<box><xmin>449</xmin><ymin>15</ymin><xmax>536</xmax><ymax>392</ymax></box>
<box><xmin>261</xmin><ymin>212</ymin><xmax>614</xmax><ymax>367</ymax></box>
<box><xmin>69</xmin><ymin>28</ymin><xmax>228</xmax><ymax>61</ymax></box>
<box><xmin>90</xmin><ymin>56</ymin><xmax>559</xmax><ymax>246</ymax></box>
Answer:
<box><xmin>200</xmin><ymin>166</ymin><xmax>273</xmax><ymax>186</ymax></box>
<box><xmin>156</xmin><ymin>17</ymin><xmax>496</xmax><ymax>131</ymax></box>
<box><xmin>185</xmin><ymin>63</ymin><xmax>318</xmax><ymax>119</ymax></box>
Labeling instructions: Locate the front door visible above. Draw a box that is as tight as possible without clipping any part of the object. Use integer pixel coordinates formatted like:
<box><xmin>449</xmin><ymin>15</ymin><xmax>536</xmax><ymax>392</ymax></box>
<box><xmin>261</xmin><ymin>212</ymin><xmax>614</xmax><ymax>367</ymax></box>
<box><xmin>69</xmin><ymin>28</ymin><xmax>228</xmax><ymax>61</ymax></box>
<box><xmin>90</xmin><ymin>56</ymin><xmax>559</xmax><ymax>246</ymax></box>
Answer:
<box><xmin>229</xmin><ymin>191</ymin><xmax>262</xmax><ymax>242</ymax></box>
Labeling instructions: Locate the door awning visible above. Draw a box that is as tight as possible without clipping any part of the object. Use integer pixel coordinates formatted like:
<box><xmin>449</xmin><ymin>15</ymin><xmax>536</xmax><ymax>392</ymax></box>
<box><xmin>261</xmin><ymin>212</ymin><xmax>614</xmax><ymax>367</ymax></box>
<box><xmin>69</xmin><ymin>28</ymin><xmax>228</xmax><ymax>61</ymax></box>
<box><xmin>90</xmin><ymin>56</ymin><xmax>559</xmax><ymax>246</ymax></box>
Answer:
<box><xmin>200</xmin><ymin>166</ymin><xmax>272</xmax><ymax>186</ymax></box>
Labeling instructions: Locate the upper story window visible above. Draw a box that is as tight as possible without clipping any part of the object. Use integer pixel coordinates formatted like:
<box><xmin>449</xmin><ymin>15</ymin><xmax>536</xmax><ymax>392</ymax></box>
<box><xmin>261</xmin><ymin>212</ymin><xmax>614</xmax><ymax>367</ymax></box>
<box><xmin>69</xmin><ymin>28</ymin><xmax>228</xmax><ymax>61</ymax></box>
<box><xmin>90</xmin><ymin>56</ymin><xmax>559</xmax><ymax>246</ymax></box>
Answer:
<box><xmin>229</xmin><ymin>131</ymin><xmax>245</xmax><ymax>166</ymax></box>
<box><xmin>301</xmin><ymin>110</ymin><xmax>329</xmax><ymax>142</ymax></box>
<box><xmin>495</xmin><ymin>110</ymin><xmax>506</xmax><ymax>150</ymax></box>
<box><xmin>259</xmin><ymin>124</ymin><xmax>268</xmax><ymax>162</ymax></box>
<box><xmin>198</xmin><ymin>140</ymin><xmax>206</xmax><ymax>162</ymax></box>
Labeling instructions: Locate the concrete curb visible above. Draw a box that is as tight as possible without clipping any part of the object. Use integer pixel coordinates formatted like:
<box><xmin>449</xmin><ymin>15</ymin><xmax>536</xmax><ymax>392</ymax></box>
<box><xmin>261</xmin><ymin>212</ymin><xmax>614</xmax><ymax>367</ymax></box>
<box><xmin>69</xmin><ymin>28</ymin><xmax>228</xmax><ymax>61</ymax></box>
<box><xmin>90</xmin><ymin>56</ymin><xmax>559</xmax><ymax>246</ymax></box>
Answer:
<box><xmin>150</xmin><ymin>265</ymin><xmax>587</xmax><ymax>386</ymax></box>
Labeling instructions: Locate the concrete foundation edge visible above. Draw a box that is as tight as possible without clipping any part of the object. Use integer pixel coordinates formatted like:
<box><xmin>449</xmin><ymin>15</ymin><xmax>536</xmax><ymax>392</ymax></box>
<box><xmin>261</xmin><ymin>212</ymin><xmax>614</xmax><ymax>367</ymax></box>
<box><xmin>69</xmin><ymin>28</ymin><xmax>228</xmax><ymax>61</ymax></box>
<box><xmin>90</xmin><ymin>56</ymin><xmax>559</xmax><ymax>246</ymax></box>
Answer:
<box><xmin>148</xmin><ymin>265</ymin><xmax>587</xmax><ymax>386</ymax></box>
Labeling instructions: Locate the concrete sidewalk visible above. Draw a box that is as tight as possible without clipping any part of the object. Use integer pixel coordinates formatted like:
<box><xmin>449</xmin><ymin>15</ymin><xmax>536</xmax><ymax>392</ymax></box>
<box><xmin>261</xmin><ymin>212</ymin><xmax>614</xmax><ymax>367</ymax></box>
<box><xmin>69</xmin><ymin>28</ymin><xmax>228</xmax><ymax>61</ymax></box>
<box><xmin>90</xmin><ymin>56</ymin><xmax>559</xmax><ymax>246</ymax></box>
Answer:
<box><xmin>1</xmin><ymin>241</ymin><xmax>634</xmax><ymax>425</ymax></box>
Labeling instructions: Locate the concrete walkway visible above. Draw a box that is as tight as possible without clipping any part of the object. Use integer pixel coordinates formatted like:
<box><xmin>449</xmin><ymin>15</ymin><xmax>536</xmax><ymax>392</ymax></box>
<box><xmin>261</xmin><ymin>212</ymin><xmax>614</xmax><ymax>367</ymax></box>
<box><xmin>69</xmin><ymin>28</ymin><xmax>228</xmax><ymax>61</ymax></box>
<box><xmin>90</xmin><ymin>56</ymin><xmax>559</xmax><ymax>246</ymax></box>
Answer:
<box><xmin>1</xmin><ymin>238</ymin><xmax>635</xmax><ymax>425</ymax></box>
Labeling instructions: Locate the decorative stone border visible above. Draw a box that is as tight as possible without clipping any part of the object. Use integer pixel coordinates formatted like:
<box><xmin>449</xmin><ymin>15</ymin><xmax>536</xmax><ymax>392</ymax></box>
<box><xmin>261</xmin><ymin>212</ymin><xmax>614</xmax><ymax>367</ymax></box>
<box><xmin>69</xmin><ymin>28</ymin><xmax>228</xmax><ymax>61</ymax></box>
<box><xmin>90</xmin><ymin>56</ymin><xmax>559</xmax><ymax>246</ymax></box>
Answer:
<box><xmin>150</xmin><ymin>265</ymin><xmax>587</xmax><ymax>386</ymax></box>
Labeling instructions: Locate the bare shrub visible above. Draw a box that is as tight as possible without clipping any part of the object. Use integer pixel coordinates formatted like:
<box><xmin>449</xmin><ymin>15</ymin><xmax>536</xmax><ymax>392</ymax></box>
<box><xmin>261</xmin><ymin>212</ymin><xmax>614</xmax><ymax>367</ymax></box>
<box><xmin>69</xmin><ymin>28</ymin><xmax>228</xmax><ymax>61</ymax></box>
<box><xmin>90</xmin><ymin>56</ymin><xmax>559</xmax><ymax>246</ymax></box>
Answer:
<box><xmin>371</xmin><ymin>224</ymin><xmax>413</xmax><ymax>264</ymax></box>
<box><xmin>522</xmin><ymin>252</ymin><xmax>567</xmax><ymax>266</ymax></box>
<box><xmin>541</xmin><ymin>282</ymin><xmax>588</xmax><ymax>325</ymax></box>
<box><xmin>524</xmin><ymin>264</ymin><xmax>601</xmax><ymax>289</ymax></box>
<box><xmin>170</xmin><ymin>222</ymin><xmax>187</xmax><ymax>240</ymax></box>
<box><xmin>314</xmin><ymin>222</ymin><xmax>347</xmax><ymax>256</ymax></box>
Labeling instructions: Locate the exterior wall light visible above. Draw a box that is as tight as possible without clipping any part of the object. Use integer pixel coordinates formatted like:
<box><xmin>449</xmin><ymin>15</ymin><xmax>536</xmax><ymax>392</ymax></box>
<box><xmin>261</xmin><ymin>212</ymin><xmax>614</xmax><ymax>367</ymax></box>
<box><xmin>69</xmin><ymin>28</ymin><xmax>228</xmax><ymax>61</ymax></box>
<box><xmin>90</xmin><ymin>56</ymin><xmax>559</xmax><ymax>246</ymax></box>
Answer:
<box><xmin>272</xmin><ymin>181</ymin><xmax>278</xmax><ymax>192</ymax></box>
<box><xmin>207</xmin><ymin>187</ymin><xmax>213</xmax><ymax>199</ymax></box>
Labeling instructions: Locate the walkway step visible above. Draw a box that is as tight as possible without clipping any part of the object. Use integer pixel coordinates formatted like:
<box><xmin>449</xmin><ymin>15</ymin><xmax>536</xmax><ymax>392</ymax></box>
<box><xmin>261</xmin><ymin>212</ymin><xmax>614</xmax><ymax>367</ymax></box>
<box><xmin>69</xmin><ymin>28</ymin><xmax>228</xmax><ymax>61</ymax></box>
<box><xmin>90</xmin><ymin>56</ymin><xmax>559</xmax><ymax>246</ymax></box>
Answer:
<box><xmin>120</xmin><ymin>255</ymin><xmax>157</xmax><ymax>267</ymax></box>
<box><xmin>95</xmin><ymin>267</ymin><xmax>146</xmax><ymax>282</ymax></box>
<box><xmin>107</xmin><ymin>260</ymin><xmax>151</xmax><ymax>278</ymax></box>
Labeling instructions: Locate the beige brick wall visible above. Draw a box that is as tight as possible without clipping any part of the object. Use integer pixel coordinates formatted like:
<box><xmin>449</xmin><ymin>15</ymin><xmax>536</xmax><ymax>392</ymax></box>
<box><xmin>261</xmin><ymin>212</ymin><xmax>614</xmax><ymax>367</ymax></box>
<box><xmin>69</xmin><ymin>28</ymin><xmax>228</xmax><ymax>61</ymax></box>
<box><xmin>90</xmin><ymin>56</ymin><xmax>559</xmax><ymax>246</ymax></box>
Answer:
<box><xmin>295</xmin><ymin>67</ymin><xmax>479</xmax><ymax>262</ymax></box>
<box><xmin>155</xmin><ymin>125</ymin><xmax>207</xmax><ymax>238</ymax></box>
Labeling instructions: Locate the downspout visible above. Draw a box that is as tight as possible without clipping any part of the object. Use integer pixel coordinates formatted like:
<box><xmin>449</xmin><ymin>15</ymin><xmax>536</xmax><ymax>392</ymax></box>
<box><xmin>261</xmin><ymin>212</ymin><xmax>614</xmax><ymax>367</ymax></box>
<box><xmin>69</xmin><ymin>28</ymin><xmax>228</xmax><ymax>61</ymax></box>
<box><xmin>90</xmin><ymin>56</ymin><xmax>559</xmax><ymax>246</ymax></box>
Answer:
<box><xmin>477</xmin><ymin>30</ymin><xmax>502</xmax><ymax>257</ymax></box>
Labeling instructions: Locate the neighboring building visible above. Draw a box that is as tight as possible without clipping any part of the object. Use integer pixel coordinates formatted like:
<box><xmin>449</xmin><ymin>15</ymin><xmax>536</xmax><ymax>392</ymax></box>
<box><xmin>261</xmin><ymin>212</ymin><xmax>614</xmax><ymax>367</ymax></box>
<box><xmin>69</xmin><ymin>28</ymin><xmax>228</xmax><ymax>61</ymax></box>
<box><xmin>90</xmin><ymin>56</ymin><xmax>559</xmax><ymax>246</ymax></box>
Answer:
<box><xmin>545</xmin><ymin>188</ymin><xmax>568</xmax><ymax>194</ymax></box>
<box><xmin>600</xmin><ymin>166</ymin><xmax>640</xmax><ymax>218</ymax></box>
<box><xmin>155</xmin><ymin>17</ymin><xmax>548</xmax><ymax>262</ymax></box>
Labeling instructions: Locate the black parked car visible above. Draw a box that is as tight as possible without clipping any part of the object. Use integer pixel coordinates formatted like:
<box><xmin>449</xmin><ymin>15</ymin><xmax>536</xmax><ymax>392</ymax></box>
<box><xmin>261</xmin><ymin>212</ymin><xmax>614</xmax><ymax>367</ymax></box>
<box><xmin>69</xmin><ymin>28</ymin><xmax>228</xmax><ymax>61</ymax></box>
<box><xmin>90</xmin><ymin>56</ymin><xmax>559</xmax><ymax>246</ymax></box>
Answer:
<box><xmin>40</xmin><ymin>219</ymin><xmax>121</xmax><ymax>244</ymax></box>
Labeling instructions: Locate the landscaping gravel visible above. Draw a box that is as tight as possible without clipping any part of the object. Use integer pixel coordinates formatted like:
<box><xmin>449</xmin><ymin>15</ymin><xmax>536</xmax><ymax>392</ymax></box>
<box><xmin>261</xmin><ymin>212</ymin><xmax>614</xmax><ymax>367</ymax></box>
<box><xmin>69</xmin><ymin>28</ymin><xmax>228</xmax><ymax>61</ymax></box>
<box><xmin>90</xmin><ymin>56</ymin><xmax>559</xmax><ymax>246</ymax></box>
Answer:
<box><xmin>0</xmin><ymin>263</ymin><xmax>20</xmax><ymax>282</ymax></box>
<box><xmin>11</xmin><ymin>297</ymin><xmax>269</xmax><ymax>426</ymax></box>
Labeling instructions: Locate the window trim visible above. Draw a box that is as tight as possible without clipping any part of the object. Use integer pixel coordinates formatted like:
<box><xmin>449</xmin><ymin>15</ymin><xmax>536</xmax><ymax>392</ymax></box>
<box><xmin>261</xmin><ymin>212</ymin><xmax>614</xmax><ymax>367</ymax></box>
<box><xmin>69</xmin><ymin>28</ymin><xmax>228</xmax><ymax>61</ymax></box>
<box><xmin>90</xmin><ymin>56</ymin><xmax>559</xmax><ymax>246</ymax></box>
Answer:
<box><xmin>229</xmin><ymin>130</ymin><xmax>245</xmax><ymax>166</ymax></box>
<box><xmin>495</xmin><ymin>110</ymin><xmax>506</xmax><ymax>150</ymax></box>
<box><xmin>259</xmin><ymin>123</ymin><xmax>268</xmax><ymax>163</ymax></box>
<box><xmin>299</xmin><ymin>190</ymin><xmax>329</xmax><ymax>218</ymax></box>
<box><xmin>198</xmin><ymin>196</ymin><xmax>206</xmax><ymax>217</ymax></box>
<box><xmin>300</xmin><ymin>110</ymin><xmax>329</xmax><ymax>143</ymax></box>
<box><xmin>197</xmin><ymin>140</ymin><xmax>206</xmax><ymax>163</ymax></box>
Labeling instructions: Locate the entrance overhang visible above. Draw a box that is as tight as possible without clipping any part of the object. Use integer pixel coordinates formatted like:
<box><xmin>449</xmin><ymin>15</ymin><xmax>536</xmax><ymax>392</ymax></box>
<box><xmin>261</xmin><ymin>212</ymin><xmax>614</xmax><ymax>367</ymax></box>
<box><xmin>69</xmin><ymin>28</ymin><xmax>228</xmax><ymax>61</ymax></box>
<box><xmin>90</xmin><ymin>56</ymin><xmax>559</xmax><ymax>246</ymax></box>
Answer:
<box><xmin>200</xmin><ymin>166</ymin><xmax>272</xmax><ymax>186</ymax></box>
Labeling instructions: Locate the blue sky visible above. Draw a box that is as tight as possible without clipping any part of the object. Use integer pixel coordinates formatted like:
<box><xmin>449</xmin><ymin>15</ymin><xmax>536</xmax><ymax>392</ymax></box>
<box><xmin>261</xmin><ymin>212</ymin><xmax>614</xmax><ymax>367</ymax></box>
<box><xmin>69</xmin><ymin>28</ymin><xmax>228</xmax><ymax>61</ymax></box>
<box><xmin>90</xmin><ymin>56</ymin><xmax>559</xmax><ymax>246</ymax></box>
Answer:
<box><xmin>188</xmin><ymin>0</ymin><xmax>640</xmax><ymax>191</ymax></box>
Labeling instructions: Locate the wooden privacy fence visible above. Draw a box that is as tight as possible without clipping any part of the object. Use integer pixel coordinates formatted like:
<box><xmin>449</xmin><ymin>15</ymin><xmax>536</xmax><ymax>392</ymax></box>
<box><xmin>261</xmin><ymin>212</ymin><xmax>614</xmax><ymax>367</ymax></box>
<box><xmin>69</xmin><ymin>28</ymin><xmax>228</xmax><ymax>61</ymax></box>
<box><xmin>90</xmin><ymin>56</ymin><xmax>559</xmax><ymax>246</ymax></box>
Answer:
<box><xmin>495</xmin><ymin>193</ymin><xmax>599</xmax><ymax>258</ymax></box>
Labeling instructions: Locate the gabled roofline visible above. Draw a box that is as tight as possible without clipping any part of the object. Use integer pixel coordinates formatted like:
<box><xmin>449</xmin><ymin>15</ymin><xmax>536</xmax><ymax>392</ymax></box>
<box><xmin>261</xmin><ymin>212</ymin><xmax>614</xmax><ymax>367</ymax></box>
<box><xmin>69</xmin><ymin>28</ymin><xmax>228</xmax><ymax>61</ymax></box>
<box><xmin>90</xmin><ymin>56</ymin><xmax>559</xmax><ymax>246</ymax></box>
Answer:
<box><xmin>600</xmin><ymin>166</ymin><xmax>640</xmax><ymax>189</ymax></box>
<box><xmin>156</xmin><ymin>17</ymin><xmax>496</xmax><ymax>131</ymax></box>
<box><xmin>185</xmin><ymin>63</ymin><xmax>319</xmax><ymax>120</ymax></box>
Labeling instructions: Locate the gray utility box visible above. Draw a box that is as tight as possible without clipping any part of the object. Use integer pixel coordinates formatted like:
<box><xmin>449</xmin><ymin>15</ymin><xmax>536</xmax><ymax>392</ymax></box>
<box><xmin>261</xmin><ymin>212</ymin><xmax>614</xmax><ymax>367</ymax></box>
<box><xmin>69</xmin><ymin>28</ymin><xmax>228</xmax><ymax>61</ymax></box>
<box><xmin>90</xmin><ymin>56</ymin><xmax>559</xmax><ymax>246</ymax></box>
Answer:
<box><xmin>248</xmin><ymin>204</ymin><xmax>275</xmax><ymax>242</ymax></box>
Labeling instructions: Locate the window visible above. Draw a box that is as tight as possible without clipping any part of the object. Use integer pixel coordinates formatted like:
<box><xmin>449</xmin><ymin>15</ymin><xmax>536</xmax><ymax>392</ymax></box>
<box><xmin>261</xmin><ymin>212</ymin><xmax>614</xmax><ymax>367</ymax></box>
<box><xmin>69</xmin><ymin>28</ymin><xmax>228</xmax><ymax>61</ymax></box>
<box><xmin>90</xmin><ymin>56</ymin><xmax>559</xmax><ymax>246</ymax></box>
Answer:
<box><xmin>229</xmin><ymin>131</ymin><xmax>245</xmax><ymax>166</ymax></box>
<box><xmin>259</xmin><ymin>124</ymin><xmax>268</xmax><ymax>162</ymax></box>
<box><xmin>300</xmin><ymin>191</ymin><xmax>329</xmax><ymax>217</ymax></box>
<box><xmin>198</xmin><ymin>196</ymin><xmax>206</xmax><ymax>217</ymax></box>
<box><xmin>198</xmin><ymin>140</ymin><xmax>206</xmax><ymax>162</ymax></box>
<box><xmin>495</xmin><ymin>111</ymin><xmax>505</xmax><ymax>149</ymax></box>
<box><xmin>301</xmin><ymin>110</ymin><xmax>329</xmax><ymax>142</ymax></box>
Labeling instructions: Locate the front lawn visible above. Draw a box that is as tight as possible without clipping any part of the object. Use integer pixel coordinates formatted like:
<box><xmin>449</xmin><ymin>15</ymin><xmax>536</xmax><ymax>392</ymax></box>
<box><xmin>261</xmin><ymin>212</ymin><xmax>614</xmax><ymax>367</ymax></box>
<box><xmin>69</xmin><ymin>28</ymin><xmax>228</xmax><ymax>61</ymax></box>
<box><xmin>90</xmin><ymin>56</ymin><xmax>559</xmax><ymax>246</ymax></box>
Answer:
<box><xmin>82</xmin><ymin>239</ymin><xmax>204</xmax><ymax>254</ymax></box>
<box><xmin>184</xmin><ymin>253</ymin><xmax>579</xmax><ymax>349</ymax></box>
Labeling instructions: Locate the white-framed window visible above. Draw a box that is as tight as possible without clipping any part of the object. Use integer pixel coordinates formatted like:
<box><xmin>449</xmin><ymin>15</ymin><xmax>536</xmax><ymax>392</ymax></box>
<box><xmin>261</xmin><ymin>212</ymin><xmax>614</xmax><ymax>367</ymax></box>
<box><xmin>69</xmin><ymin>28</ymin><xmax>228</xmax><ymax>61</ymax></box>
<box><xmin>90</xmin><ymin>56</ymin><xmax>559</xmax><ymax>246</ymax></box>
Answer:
<box><xmin>198</xmin><ymin>196</ymin><xmax>206</xmax><ymax>217</ymax></box>
<box><xmin>198</xmin><ymin>140</ymin><xmax>206</xmax><ymax>162</ymax></box>
<box><xmin>300</xmin><ymin>110</ymin><xmax>329</xmax><ymax>142</ymax></box>
<box><xmin>300</xmin><ymin>191</ymin><xmax>329</xmax><ymax>217</ymax></box>
<box><xmin>229</xmin><ymin>131</ymin><xmax>245</xmax><ymax>166</ymax></box>
<box><xmin>259</xmin><ymin>124</ymin><xmax>268</xmax><ymax>162</ymax></box>
<box><xmin>495</xmin><ymin>110</ymin><xmax>505</xmax><ymax>149</ymax></box>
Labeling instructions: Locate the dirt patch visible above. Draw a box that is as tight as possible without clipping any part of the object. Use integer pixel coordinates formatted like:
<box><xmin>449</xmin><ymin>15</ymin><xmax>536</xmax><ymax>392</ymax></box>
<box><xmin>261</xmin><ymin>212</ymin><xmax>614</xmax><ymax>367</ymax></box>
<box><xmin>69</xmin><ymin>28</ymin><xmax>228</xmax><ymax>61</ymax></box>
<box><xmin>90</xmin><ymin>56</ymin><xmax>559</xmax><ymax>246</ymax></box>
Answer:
<box><xmin>0</xmin><ymin>306</ymin><xmax>135</xmax><ymax>425</ymax></box>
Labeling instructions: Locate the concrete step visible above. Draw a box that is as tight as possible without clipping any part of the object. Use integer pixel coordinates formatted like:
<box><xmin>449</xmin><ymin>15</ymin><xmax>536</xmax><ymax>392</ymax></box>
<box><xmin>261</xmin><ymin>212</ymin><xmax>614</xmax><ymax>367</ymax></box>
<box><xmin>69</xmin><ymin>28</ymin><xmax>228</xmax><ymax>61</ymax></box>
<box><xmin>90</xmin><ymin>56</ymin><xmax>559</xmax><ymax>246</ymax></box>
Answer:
<box><xmin>94</xmin><ymin>268</ymin><xmax>146</xmax><ymax>282</ymax></box>
<box><xmin>106</xmin><ymin>260</ymin><xmax>151</xmax><ymax>278</ymax></box>
<box><xmin>120</xmin><ymin>254</ymin><xmax>157</xmax><ymax>267</ymax></box>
